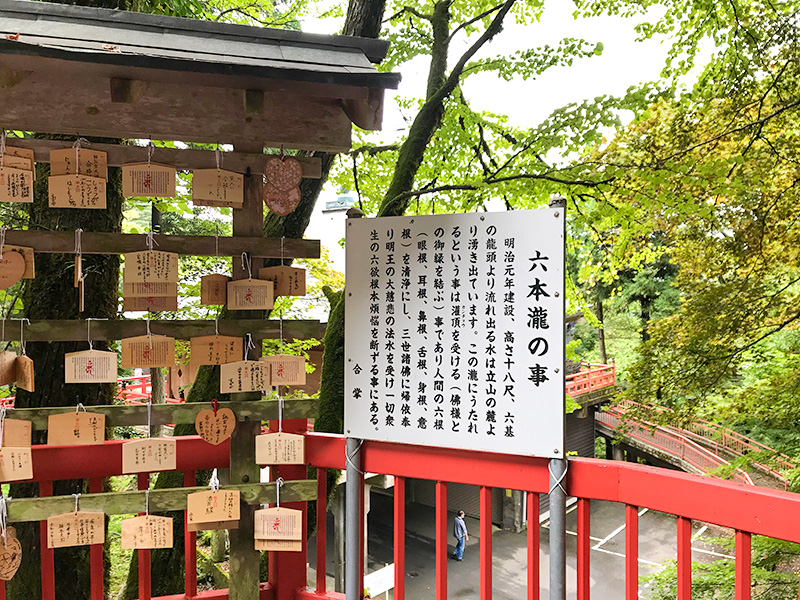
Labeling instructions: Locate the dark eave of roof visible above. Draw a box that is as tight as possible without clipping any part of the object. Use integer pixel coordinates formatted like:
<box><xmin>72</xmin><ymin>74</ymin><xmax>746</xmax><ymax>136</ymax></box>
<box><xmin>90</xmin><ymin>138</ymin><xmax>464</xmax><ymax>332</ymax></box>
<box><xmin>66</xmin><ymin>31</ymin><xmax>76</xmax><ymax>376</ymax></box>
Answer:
<box><xmin>0</xmin><ymin>0</ymin><xmax>400</xmax><ymax>90</ymax></box>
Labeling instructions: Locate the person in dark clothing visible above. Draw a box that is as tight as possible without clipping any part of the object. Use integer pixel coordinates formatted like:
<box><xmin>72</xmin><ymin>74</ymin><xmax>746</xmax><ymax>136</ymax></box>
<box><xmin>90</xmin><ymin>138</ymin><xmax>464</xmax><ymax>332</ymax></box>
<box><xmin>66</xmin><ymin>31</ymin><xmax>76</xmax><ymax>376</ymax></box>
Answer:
<box><xmin>453</xmin><ymin>510</ymin><xmax>468</xmax><ymax>560</ymax></box>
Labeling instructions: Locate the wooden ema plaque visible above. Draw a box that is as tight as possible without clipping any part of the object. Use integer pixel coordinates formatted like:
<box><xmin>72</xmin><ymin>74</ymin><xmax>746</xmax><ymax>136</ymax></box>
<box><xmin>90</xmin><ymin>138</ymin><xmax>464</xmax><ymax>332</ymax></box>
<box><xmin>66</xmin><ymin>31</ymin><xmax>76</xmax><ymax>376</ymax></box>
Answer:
<box><xmin>65</xmin><ymin>349</ymin><xmax>118</xmax><ymax>383</ymax></box>
<box><xmin>227</xmin><ymin>279</ymin><xmax>273</xmax><ymax>311</ymax></box>
<box><xmin>47</xmin><ymin>511</ymin><xmax>104</xmax><ymax>548</ymax></box>
<box><xmin>192</xmin><ymin>169</ymin><xmax>244</xmax><ymax>207</ymax></box>
<box><xmin>186</xmin><ymin>489</ymin><xmax>240</xmax><ymax>531</ymax></box>
<box><xmin>1</xmin><ymin>419</ymin><xmax>31</xmax><ymax>448</ymax></box>
<box><xmin>255</xmin><ymin>538</ymin><xmax>302</xmax><ymax>552</ymax></box>
<box><xmin>14</xmin><ymin>356</ymin><xmax>33</xmax><ymax>392</ymax></box>
<box><xmin>50</xmin><ymin>148</ymin><xmax>107</xmax><ymax>180</ymax></box>
<box><xmin>122</xmin><ymin>163</ymin><xmax>177</xmax><ymax>198</ymax></box>
<box><xmin>0</xmin><ymin>166</ymin><xmax>33</xmax><ymax>203</ymax></box>
<box><xmin>48</xmin><ymin>175</ymin><xmax>107</xmax><ymax>209</ymax></box>
<box><xmin>255</xmin><ymin>432</ymin><xmax>305</xmax><ymax>465</ymax></box>
<box><xmin>260</xmin><ymin>354</ymin><xmax>306</xmax><ymax>386</ymax></box>
<box><xmin>0</xmin><ymin>526</ymin><xmax>22</xmax><ymax>581</ymax></box>
<box><xmin>0</xmin><ymin>252</ymin><xmax>25</xmax><ymax>290</ymax></box>
<box><xmin>4</xmin><ymin>245</ymin><xmax>35</xmax><ymax>279</ymax></box>
<box><xmin>123</xmin><ymin>281</ymin><xmax>178</xmax><ymax>298</ymax></box>
<box><xmin>258</xmin><ymin>266</ymin><xmax>306</xmax><ymax>297</ymax></box>
<box><xmin>190</xmin><ymin>335</ymin><xmax>242</xmax><ymax>366</ymax></box>
<box><xmin>123</xmin><ymin>251</ymin><xmax>179</xmax><ymax>283</ymax></box>
<box><xmin>122</xmin><ymin>438</ymin><xmax>177</xmax><ymax>474</ymax></box>
<box><xmin>122</xmin><ymin>296</ymin><xmax>179</xmax><ymax>313</ymax></box>
<box><xmin>194</xmin><ymin>407</ymin><xmax>235</xmax><ymax>446</ymax></box>
<box><xmin>200</xmin><ymin>274</ymin><xmax>230</xmax><ymax>305</ymax></box>
<box><xmin>219</xmin><ymin>360</ymin><xmax>270</xmax><ymax>393</ymax></box>
<box><xmin>254</xmin><ymin>506</ymin><xmax>302</xmax><ymax>540</ymax></box>
<box><xmin>2</xmin><ymin>146</ymin><xmax>34</xmax><ymax>171</ymax></box>
<box><xmin>47</xmin><ymin>412</ymin><xmax>105</xmax><ymax>446</ymax></box>
<box><xmin>0</xmin><ymin>447</ymin><xmax>32</xmax><ymax>481</ymax></box>
<box><xmin>120</xmin><ymin>335</ymin><xmax>176</xmax><ymax>369</ymax></box>
<box><xmin>0</xmin><ymin>352</ymin><xmax>15</xmax><ymax>386</ymax></box>
<box><xmin>121</xmin><ymin>515</ymin><xmax>173</xmax><ymax>550</ymax></box>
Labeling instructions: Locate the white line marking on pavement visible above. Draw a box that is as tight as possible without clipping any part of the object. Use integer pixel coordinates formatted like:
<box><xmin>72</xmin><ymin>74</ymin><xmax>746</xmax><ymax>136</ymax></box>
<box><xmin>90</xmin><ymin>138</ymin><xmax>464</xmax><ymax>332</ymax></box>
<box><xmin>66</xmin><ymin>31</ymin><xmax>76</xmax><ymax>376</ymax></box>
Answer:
<box><xmin>692</xmin><ymin>525</ymin><xmax>708</xmax><ymax>541</ymax></box>
<box><xmin>565</xmin><ymin>530</ymin><xmax>605</xmax><ymax>543</ymax></box>
<box><xmin>593</xmin><ymin>546</ymin><xmax>660</xmax><ymax>566</ymax></box>
<box><xmin>691</xmin><ymin>547</ymin><xmax>734</xmax><ymax>559</ymax></box>
<box><xmin>592</xmin><ymin>509</ymin><xmax>648</xmax><ymax>550</ymax></box>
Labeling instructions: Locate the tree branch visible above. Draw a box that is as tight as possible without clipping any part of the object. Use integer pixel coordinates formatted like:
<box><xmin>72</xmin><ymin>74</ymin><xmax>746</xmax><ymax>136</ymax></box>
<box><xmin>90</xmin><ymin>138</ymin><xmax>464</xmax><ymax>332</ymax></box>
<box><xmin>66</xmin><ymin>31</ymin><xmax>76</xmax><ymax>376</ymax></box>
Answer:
<box><xmin>448</xmin><ymin>3</ymin><xmax>505</xmax><ymax>41</ymax></box>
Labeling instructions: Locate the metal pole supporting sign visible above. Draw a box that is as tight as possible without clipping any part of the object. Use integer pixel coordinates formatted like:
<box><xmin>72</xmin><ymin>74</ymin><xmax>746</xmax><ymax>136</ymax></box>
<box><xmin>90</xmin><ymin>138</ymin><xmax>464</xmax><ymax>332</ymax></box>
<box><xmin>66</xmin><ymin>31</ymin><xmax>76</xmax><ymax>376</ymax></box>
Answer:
<box><xmin>345</xmin><ymin>437</ymin><xmax>364</xmax><ymax>600</ymax></box>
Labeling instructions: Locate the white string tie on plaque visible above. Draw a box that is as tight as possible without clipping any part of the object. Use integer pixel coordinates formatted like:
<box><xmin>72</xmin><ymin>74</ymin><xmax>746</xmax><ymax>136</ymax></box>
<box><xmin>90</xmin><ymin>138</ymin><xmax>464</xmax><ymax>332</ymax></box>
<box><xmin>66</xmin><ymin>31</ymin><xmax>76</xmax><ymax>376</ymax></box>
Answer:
<box><xmin>241</xmin><ymin>252</ymin><xmax>253</xmax><ymax>280</ymax></box>
<box><xmin>74</xmin><ymin>228</ymin><xmax>82</xmax><ymax>256</ymax></box>
<box><xmin>244</xmin><ymin>333</ymin><xmax>256</xmax><ymax>361</ymax></box>
<box><xmin>0</xmin><ymin>494</ymin><xmax>9</xmax><ymax>546</ymax></box>
<box><xmin>85</xmin><ymin>317</ymin><xmax>108</xmax><ymax>351</ymax></box>
<box><xmin>145</xmin><ymin>489</ymin><xmax>150</xmax><ymax>515</ymax></box>
<box><xmin>73</xmin><ymin>493</ymin><xmax>81</xmax><ymax>514</ymax></box>
<box><xmin>0</xmin><ymin>226</ymin><xmax>7</xmax><ymax>261</ymax></box>
<box><xmin>0</xmin><ymin>404</ymin><xmax>6</xmax><ymax>449</ymax></box>
<box><xmin>147</xmin><ymin>141</ymin><xmax>155</xmax><ymax>167</ymax></box>
<box><xmin>12</xmin><ymin>317</ymin><xmax>29</xmax><ymax>356</ymax></box>
<box><xmin>275</xmin><ymin>477</ymin><xmax>284</xmax><ymax>507</ymax></box>
<box><xmin>215</xmin><ymin>146</ymin><xmax>223</xmax><ymax>171</ymax></box>
<box><xmin>72</xmin><ymin>137</ymin><xmax>89</xmax><ymax>171</ymax></box>
<box><xmin>146</xmin><ymin>230</ymin><xmax>158</xmax><ymax>252</ymax></box>
<box><xmin>209</xmin><ymin>468</ymin><xmax>220</xmax><ymax>491</ymax></box>
<box><xmin>75</xmin><ymin>403</ymin><xmax>86</xmax><ymax>414</ymax></box>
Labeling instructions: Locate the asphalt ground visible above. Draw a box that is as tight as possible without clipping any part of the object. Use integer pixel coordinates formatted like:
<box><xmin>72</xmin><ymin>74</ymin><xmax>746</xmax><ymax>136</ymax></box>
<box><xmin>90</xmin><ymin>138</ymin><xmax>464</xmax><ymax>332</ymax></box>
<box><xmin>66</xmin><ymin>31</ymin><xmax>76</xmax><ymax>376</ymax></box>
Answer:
<box><xmin>308</xmin><ymin>492</ymin><xmax>733</xmax><ymax>599</ymax></box>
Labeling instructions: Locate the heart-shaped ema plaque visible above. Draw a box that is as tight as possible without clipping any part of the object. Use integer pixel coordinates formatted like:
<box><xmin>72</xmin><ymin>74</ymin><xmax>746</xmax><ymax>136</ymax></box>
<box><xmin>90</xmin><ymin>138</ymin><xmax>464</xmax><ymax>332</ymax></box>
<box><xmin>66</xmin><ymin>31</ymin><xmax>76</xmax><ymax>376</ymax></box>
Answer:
<box><xmin>263</xmin><ymin>186</ymin><xmax>301</xmax><ymax>217</ymax></box>
<box><xmin>194</xmin><ymin>407</ymin><xmax>236</xmax><ymax>446</ymax></box>
<box><xmin>0</xmin><ymin>251</ymin><xmax>26</xmax><ymax>290</ymax></box>
<box><xmin>263</xmin><ymin>156</ymin><xmax>303</xmax><ymax>192</ymax></box>
<box><xmin>0</xmin><ymin>527</ymin><xmax>22</xmax><ymax>581</ymax></box>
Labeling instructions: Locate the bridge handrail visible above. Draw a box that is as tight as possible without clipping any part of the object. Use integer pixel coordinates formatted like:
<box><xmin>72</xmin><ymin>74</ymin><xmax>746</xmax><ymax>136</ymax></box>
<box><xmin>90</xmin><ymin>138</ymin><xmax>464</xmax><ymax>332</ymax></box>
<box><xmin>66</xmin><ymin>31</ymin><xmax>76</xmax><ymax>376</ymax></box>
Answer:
<box><xmin>598</xmin><ymin>408</ymin><xmax>754</xmax><ymax>485</ymax></box>
<box><xmin>565</xmin><ymin>362</ymin><xmax>616</xmax><ymax>397</ymax></box>
<box><xmin>616</xmin><ymin>399</ymin><xmax>794</xmax><ymax>486</ymax></box>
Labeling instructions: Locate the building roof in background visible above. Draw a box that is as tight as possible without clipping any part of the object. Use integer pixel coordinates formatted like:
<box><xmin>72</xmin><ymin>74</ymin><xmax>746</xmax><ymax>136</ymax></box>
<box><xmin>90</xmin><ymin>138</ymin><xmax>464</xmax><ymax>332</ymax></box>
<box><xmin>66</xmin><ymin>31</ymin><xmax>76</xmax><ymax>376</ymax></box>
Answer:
<box><xmin>0</xmin><ymin>0</ymin><xmax>400</xmax><ymax>89</ymax></box>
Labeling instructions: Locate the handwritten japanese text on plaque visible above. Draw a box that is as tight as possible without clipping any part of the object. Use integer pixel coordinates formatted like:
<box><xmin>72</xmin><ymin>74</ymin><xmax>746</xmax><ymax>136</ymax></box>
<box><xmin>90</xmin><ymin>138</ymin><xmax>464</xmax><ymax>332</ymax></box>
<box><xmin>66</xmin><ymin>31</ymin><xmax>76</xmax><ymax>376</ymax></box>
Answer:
<box><xmin>122</xmin><ymin>438</ymin><xmax>177</xmax><ymax>474</ymax></box>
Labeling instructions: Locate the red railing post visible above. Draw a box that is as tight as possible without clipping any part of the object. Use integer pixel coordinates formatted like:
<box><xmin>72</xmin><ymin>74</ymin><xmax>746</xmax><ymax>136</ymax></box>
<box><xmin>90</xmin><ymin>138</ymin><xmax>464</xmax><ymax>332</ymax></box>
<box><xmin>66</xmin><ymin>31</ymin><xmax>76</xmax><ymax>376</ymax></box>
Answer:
<box><xmin>436</xmin><ymin>481</ymin><xmax>447</xmax><ymax>600</ymax></box>
<box><xmin>576</xmin><ymin>498</ymin><xmax>590</xmax><ymax>600</ymax></box>
<box><xmin>735</xmin><ymin>531</ymin><xmax>751</xmax><ymax>600</ymax></box>
<box><xmin>527</xmin><ymin>492</ymin><xmax>539</xmax><ymax>600</ymax></box>
<box><xmin>183</xmin><ymin>470</ymin><xmax>197</xmax><ymax>599</ymax></box>
<box><xmin>40</xmin><ymin>480</ymin><xmax>55</xmax><ymax>600</ymax></box>
<box><xmin>137</xmin><ymin>473</ymin><xmax>151</xmax><ymax>600</ymax></box>
<box><xmin>480</xmin><ymin>486</ymin><xmax>492</xmax><ymax>600</ymax></box>
<box><xmin>394</xmin><ymin>476</ymin><xmax>406</xmax><ymax>600</ymax></box>
<box><xmin>316</xmin><ymin>467</ymin><xmax>327</xmax><ymax>594</ymax></box>
<box><xmin>271</xmin><ymin>418</ymin><xmax>310</xmax><ymax>600</ymax></box>
<box><xmin>625</xmin><ymin>505</ymin><xmax>638</xmax><ymax>600</ymax></box>
<box><xmin>677</xmin><ymin>517</ymin><xmax>691</xmax><ymax>600</ymax></box>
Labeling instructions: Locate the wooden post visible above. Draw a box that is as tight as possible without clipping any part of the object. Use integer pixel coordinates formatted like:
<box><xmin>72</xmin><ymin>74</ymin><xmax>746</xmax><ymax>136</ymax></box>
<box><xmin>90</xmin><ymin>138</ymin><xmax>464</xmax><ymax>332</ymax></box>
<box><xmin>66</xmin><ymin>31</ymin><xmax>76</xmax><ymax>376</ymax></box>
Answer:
<box><xmin>228</xmin><ymin>142</ymin><xmax>265</xmax><ymax>600</ymax></box>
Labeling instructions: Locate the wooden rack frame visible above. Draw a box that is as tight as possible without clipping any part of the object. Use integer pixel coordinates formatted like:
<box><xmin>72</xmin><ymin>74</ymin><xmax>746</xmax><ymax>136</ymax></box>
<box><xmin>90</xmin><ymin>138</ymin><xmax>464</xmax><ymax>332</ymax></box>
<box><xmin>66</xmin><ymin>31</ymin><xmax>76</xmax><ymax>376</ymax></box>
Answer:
<box><xmin>6</xmin><ymin>479</ymin><xmax>316</xmax><ymax>522</ymax></box>
<box><xmin>6</xmin><ymin>138</ymin><xmax>322</xmax><ymax>178</ymax></box>
<box><xmin>0</xmin><ymin>319</ymin><xmax>324</xmax><ymax>341</ymax></box>
<box><xmin>3</xmin><ymin>230</ymin><xmax>319</xmax><ymax>258</ymax></box>
<box><xmin>6</xmin><ymin>398</ymin><xmax>317</xmax><ymax>430</ymax></box>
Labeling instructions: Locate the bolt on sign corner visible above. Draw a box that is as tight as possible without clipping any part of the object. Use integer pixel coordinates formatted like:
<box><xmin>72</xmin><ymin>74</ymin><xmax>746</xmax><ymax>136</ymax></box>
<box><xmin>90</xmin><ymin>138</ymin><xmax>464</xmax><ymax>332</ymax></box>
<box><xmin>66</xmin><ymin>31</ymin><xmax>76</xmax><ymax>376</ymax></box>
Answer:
<box><xmin>344</xmin><ymin>209</ymin><xmax>565</xmax><ymax>459</ymax></box>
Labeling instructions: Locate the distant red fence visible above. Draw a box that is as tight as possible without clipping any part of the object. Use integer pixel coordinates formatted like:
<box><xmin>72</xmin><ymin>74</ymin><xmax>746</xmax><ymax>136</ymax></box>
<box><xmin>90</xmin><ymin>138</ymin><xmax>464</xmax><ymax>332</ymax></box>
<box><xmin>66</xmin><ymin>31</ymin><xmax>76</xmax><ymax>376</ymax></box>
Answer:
<box><xmin>565</xmin><ymin>363</ymin><xmax>615</xmax><ymax>397</ymax></box>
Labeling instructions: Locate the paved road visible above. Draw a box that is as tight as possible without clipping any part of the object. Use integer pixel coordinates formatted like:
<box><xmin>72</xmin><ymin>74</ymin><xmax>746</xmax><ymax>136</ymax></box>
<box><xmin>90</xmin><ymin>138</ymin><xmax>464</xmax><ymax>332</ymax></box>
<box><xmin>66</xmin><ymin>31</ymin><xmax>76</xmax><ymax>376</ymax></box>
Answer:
<box><xmin>310</xmin><ymin>492</ymin><xmax>732</xmax><ymax>599</ymax></box>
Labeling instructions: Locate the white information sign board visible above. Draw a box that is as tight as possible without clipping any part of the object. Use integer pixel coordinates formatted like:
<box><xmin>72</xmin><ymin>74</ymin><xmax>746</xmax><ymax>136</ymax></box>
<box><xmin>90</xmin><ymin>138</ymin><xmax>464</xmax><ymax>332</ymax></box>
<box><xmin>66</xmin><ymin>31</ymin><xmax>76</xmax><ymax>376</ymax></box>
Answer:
<box><xmin>344</xmin><ymin>209</ymin><xmax>564</xmax><ymax>458</ymax></box>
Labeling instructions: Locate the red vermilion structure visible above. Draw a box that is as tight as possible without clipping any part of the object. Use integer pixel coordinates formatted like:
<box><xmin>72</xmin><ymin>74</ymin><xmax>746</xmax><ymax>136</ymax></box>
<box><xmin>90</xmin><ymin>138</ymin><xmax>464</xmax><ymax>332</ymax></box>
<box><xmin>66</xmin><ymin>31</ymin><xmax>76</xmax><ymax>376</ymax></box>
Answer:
<box><xmin>3</xmin><ymin>429</ymin><xmax>799</xmax><ymax>600</ymax></box>
<box><xmin>3</xmin><ymin>360</ymin><xmax>800</xmax><ymax>600</ymax></box>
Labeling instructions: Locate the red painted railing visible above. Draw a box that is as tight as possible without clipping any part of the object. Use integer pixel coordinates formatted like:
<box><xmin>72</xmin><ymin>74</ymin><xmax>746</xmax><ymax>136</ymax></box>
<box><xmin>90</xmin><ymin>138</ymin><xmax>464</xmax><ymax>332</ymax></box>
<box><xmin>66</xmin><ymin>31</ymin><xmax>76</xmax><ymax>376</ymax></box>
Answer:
<box><xmin>3</xmin><ymin>425</ymin><xmax>800</xmax><ymax>599</ymax></box>
<box><xmin>597</xmin><ymin>406</ymin><xmax>754</xmax><ymax>485</ymax></box>
<box><xmin>565</xmin><ymin>363</ymin><xmax>616</xmax><ymax>397</ymax></box>
<box><xmin>302</xmin><ymin>433</ymin><xmax>800</xmax><ymax>600</ymax></box>
<box><xmin>615</xmin><ymin>400</ymin><xmax>795</xmax><ymax>488</ymax></box>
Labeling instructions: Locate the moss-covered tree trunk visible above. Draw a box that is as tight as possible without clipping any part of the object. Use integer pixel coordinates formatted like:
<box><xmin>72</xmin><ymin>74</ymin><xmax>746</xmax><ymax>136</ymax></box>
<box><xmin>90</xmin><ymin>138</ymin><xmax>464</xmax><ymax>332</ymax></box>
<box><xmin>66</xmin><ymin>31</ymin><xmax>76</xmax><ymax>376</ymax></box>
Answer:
<box><xmin>8</xmin><ymin>146</ymin><xmax>123</xmax><ymax>600</ymax></box>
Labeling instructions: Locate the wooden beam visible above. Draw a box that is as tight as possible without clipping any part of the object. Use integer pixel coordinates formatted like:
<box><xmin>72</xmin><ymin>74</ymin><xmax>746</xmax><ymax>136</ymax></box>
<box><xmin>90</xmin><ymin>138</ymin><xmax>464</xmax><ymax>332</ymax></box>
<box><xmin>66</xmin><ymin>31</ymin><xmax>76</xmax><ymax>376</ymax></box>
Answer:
<box><xmin>0</xmin><ymin>63</ymin><xmax>353</xmax><ymax>153</ymax></box>
<box><xmin>7</xmin><ymin>398</ymin><xmax>318</xmax><ymax>430</ymax></box>
<box><xmin>6</xmin><ymin>138</ymin><xmax>322</xmax><ymax>178</ymax></box>
<box><xmin>1</xmin><ymin>231</ymin><xmax>320</xmax><ymax>258</ymax></box>
<box><xmin>0</xmin><ymin>319</ymin><xmax>324</xmax><ymax>341</ymax></box>
<box><xmin>7</xmin><ymin>479</ymin><xmax>317</xmax><ymax>522</ymax></box>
